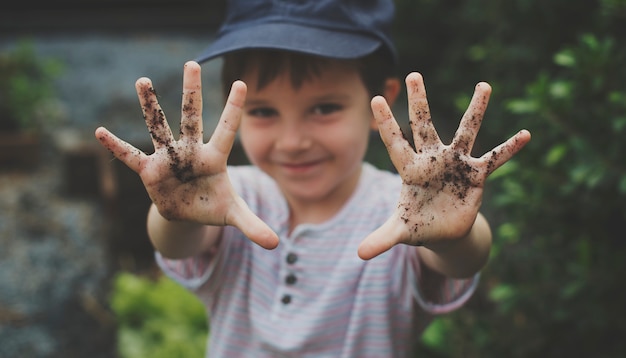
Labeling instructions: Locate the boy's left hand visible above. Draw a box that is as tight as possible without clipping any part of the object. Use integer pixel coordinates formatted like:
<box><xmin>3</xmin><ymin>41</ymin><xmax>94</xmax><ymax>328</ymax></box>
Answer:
<box><xmin>358</xmin><ymin>72</ymin><xmax>530</xmax><ymax>260</ymax></box>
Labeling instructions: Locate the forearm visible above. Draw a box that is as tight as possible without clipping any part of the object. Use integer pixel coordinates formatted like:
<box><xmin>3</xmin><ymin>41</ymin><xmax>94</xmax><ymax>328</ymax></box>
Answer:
<box><xmin>417</xmin><ymin>212</ymin><xmax>492</xmax><ymax>279</ymax></box>
<box><xmin>147</xmin><ymin>204</ymin><xmax>222</xmax><ymax>259</ymax></box>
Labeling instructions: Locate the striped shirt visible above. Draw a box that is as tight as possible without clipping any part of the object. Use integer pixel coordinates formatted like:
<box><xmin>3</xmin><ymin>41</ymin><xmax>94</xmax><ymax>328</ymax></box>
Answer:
<box><xmin>157</xmin><ymin>162</ymin><xmax>478</xmax><ymax>357</ymax></box>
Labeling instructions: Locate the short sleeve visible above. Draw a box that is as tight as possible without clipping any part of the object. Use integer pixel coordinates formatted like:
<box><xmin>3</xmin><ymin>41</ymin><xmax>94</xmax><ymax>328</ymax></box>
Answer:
<box><xmin>409</xmin><ymin>249</ymin><xmax>479</xmax><ymax>314</ymax></box>
<box><xmin>155</xmin><ymin>241</ymin><xmax>223</xmax><ymax>291</ymax></box>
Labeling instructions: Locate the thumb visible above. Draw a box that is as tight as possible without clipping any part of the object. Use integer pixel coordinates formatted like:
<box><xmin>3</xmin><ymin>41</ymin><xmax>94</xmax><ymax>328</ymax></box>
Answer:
<box><xmin>227</xmin><ymin>197</ymin><xmax>279</xmax><ymax>250</ymax></box>
<box><xmin>358</xmin><ymin>216</ymin><xmax>406</xmax><ymax>260</ymax></box>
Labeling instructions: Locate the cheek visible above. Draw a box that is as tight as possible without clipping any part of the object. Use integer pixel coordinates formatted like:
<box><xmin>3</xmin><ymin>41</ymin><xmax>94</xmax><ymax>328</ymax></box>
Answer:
<box><xmin>239</xmin><ymin>126</ymin><xmax>268</xmax><ymax>164</ymax></box>
<box><xmin>325</xmin><ymin>123</ymin><xmax>371</xmax><ymax>158</ymax></box>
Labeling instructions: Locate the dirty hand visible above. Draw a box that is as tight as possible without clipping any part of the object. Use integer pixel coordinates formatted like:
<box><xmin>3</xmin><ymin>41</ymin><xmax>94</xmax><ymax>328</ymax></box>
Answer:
<box><xmin>94</xmin><ymin>61</ymin><xmax>278</xmax><ymax>250</ymax></box>
<box><xmin>358</xmin><ymin>72</ymin><xmax>530</xmax><ymax>260</ymax></box>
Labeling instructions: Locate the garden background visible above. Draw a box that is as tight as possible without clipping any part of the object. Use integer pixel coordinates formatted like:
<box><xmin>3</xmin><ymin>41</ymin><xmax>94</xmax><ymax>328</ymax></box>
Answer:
<box><xmin>1</xmin><ymin>0</ymin><xmax>625</xmax><ymax>357</ymax></box>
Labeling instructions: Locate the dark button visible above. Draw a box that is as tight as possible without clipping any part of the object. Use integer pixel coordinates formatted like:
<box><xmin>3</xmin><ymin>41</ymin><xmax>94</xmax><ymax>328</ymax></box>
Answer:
<box><xmin>286</xmin><ymin>252</ymin><xmax>298</xmax><ymax>264</ymax></box>
<box><xmin>285</xmin><ymin>273</ymin><xmax>297</xmax><ymax>285</ymax></box>
<box><xmin>281</xmin><ymin>294</ymin><xmax>292</xmax><ymax>304</ymax></box>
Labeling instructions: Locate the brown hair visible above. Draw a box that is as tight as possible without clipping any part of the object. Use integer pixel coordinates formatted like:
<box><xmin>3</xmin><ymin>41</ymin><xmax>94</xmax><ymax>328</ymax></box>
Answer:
<box><xmin>220</xmin><ymin>48</ymin><xmax>396</xmax><ymax>100</ymax></box>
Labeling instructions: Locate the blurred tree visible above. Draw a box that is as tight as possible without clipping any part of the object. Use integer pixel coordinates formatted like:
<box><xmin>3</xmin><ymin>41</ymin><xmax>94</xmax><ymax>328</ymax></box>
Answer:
<box><xmin>391</xmin><ymin>1</ymin><xmax>626</xmax><ymax>357</ymax></box>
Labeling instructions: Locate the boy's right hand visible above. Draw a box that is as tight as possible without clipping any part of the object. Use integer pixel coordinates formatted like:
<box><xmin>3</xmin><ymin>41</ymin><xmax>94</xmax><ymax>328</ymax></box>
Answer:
<box><xmin>95</xmin><ymin>61</ymin><xmax>279</xmax><ymax>250</ymax></box>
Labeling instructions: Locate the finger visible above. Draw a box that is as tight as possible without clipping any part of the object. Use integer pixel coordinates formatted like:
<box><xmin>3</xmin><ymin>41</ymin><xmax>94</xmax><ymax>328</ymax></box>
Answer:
<box><xmin>358</xmin><ymin>216</ymin><xmax>407</xmax><ymax>260</ymax></box>
<box><xmin>481</xmin><ymin>129</ymin><xmax>531</xmax><ymax>175</ymax></box>
<box><xmin>179</xmin><ymin>61</ymin><xmax>204</xmax><ymax>144</ymax></box>
<box><xmin>136</xmin><ymin>77</ymin><xmax>175</xmax><ymax>151</ymax></box>
<box><xmin>208</xmin><ymin>80</ymin><xmax>247</xmax><ymax>156</ymax></box>
<box><xmin>372</xmin><ymin>96</ymin><xmax>415</xmax><ymax>173</ymax></box>
<box><xmin>451</xmin><ymin>82</ymin><xmax>492</xmax><ymax>154</ymax></box>
<box><xmin>227</xmin><ymin>196</ymin><xmax>279</xmax><ymax>250</ymax></box>
<box><xmin>95</xmin><ymin>126</ymin><xmax>147</xmax><ymax>173</ymax></box>
<box><xmin>406</xmin><ymin>72</ymin><xmax>441</xmax><ymax>150</ymax></box>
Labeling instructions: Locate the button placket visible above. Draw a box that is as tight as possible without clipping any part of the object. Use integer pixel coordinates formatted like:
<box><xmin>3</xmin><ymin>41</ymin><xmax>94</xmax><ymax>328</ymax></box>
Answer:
<box><xmin>280</xmin><ymin>228</ymin><xmax>308</xmax><ymax>308</ymax></box>
<box><xmin>280</xmin><ymin>251</ymin><xmax>299</xmax><ymax>305</ymax></box>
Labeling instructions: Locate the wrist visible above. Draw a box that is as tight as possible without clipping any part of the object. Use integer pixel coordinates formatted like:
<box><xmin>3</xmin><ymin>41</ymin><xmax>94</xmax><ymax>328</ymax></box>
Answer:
<box><xmin>418</xmin><ymin>213</ymin><xmax>492</xmax><ymax>278</ymax></box>
<box><xmin>147</xmin><ymin>204</ymin><xmax>211</xmax><ymax>259</ymax></box>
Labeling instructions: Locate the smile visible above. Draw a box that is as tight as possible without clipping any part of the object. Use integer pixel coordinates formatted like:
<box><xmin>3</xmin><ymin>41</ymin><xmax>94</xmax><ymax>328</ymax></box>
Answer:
<box><xmin>278</xmin><ymin>159</ymin><xmax>326</xmax><ymax>174</ymax></box>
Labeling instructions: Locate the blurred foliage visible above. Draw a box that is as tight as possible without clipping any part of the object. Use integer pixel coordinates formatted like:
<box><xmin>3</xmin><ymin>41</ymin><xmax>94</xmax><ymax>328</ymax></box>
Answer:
<box><xmin>110</xmin><ymin>272</ymin><xmax>208</xmax><ymax>358</ymax></box>
<box><xmin>0</xmin><ymin>39</ymin><xmax>64</xmax><ymax>132</ymax></box>
<box><xmin>392</xmin><ymin>0</ymin><xmax>626</xmax><ymax>357</ymax></box>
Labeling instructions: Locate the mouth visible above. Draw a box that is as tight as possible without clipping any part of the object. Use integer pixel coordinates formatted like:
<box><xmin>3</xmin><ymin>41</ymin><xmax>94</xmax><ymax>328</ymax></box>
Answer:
<box><xmin>278</xmin><ymin>159</ymin><xmax>325</xmax><ymax>174</ymax></box>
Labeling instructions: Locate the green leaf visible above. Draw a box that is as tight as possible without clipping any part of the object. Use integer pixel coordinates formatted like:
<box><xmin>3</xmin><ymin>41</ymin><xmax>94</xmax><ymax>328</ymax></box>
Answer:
<box><xmin>544</xmin><ymin>144</ymin><xmax>568</xmax><ymax>166</ymax></box>
<box><xmin>488</xmin><ymin>160</ymin><xmax>519</xmax><ymax>180</ymax></box>
<box><xmin>506</xmin><ymin>99</ymin><xmax>539</xmax><ymax>114</ymax></box>
<box><xmin>489</xmin><ymin>284</ymin><xmax>516</xmax><ymax>303</ymax></box>
<box><xmin>497</xmin><ymin>222</ymin><xmax>520</xmax><ymax>244</ymax></box>
<box><xmin>549</xmin><ymin>81</ymin><xmax>572</xmax><ymax>99</ymax></box>
<box><xmin>554</xmin><ymin>50</ymin><xmax>576</xmax><ymax>67</ymax></box>
<box><xmin>421</xmin><ymin>318</ymin><xmax>449</xmax><ymax>351</ymax></box>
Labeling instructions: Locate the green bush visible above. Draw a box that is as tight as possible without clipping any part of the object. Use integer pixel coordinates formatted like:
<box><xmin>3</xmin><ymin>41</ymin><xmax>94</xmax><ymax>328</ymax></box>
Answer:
<box><xmin>0</xmin><ymin>40</ymin><xmax>64</xmax><ymax>132</ymax></box>
<box><xmin>392</xmin><ymin>1</ymin><xmax>626</xmax><ymax>357</ymax></box>
<box><xmin>110</xmin><ymin>272</ymin><xmax>208</xmax><ymax>358</ymax></box>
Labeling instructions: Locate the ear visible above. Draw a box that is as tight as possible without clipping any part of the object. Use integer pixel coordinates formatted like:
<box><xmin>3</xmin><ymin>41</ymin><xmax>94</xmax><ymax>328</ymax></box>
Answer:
<box><xmin>370</xmin><ymin>77</ymin><xmax>401</xmax><ymax>130</ymax></box>
<box><xmin>383</xmin><ymin>77</ymin><xmax>401</xmax><ymax>106</ymax></box>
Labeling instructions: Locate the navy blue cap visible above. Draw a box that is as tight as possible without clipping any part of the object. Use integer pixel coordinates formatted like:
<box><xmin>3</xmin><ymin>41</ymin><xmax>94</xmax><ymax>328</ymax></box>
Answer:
<box><xmin>195</xmin><ymin>0</ymin><xmax>397</xmax><ymax>64</ymax></box>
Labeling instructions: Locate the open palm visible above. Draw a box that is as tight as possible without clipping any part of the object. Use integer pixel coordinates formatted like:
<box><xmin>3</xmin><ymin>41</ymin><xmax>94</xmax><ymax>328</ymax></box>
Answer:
<box><xmin>95</xmin><ymin>61</ymin><xmax>278</xmax><ymax>249</ymax></box>
<box><xmin>359</xmin><ymin>72</ymin><xmax>530</xmax><ymax>260</ymax></box>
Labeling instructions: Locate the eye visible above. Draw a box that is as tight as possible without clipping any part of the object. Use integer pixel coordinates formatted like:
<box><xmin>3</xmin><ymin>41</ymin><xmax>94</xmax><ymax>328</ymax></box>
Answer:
<box><xmin>311</xmin><ymin>103</ymin><xmax>343</xmax><ymax>116</ymax></box>
<box><xmin>248</xmin><ymin>107</ymin><xmax>278</xmax><ymax>118</ymax></box>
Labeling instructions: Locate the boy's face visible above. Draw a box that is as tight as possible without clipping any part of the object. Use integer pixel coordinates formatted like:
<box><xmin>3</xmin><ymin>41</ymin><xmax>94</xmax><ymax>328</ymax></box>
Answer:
<box><xmin>239</xmin><ymin>60</ymin><xmax>375</xmax><ymax>209</ymax></box>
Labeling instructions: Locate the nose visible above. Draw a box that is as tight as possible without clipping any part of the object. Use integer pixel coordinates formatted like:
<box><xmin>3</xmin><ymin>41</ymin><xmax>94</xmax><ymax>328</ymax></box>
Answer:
<box><xmin>275</xmin><ymin>122</ymin><xmax>312</xmax><ymax>152</ymax></box>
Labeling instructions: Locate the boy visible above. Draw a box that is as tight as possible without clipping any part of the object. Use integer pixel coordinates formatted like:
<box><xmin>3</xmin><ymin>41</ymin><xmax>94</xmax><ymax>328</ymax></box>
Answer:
<box><xmin>95</xmin><ymin>0</ymin><xmax>531</xmax><ymax>356</ymax></box>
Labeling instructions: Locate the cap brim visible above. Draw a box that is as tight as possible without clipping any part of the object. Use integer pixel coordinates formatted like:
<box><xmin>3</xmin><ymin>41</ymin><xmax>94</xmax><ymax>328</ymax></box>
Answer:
<box><xmin>195</xmin><ymin>22</ymin><xmax>383</xmax><ymax>63</ymax></box>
